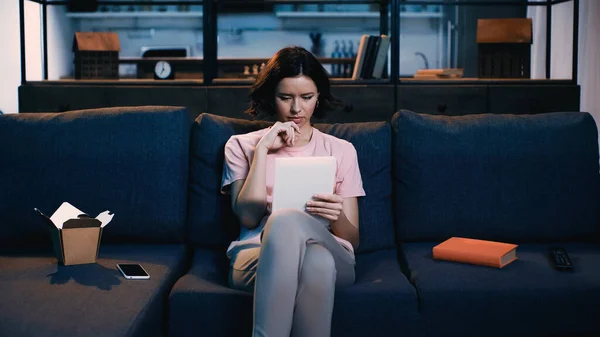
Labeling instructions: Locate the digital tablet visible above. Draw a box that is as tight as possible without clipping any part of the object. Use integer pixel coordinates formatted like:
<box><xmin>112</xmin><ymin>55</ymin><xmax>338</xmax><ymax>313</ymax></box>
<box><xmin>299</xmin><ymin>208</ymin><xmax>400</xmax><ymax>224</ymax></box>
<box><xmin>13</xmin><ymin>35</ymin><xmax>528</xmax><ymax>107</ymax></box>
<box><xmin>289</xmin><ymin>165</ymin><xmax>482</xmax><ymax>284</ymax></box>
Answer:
<box><xmin>271</xmin><ymin>156</ymin><xmax>337</xmax><ymax>226</ymax></box>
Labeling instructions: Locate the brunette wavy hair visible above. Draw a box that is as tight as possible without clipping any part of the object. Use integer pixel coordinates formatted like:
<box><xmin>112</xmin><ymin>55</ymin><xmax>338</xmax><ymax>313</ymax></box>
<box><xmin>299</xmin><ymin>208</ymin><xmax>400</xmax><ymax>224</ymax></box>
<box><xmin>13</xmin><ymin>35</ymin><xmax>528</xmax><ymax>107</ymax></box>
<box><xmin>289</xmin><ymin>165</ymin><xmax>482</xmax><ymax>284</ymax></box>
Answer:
<box><xmin>244</xmin><ymin>46</ymin><xmax>344</xmax><ymax>120</ymax></box>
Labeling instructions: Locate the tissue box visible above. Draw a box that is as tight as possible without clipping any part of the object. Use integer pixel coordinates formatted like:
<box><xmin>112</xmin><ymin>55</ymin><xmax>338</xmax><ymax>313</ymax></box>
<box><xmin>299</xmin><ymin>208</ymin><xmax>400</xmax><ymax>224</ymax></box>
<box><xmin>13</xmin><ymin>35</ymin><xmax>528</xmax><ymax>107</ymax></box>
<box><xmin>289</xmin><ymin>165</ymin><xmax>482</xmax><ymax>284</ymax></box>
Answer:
<box><xmin>35</xmin><ymin>202</ymin><xmax>114</xmax><ymax>266</ymax></box>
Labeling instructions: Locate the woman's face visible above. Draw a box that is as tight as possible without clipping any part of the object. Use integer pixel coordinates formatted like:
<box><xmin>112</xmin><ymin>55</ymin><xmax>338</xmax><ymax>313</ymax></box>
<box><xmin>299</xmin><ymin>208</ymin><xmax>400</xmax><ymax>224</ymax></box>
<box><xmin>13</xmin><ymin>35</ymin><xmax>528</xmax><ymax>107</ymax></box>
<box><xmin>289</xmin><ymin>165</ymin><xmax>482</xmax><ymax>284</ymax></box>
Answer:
<box><xmin>274</xmin><ymin>75</ymin><xmax>319</xmax><ymax>131</ymax></box>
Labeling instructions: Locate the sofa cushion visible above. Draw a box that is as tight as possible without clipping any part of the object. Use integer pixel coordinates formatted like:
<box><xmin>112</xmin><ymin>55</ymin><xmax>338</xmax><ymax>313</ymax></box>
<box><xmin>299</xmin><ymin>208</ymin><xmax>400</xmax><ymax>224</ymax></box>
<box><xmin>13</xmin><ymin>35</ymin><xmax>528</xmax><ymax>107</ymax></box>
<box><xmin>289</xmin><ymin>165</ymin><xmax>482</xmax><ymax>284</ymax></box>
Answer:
<box><xmin>401</xmin><ymin>242</ymin><xmax>600</xmax><ymax>337</ymax></box>
<box><xmin>392</xmin><ymin>110</ymin><xmax>600</xmax><ymax>242</ymax></box>
<box><xmin>188</xmin><ymin>113</ymin><xmax>395</xmax><ymax>253</ymax></box>
<box><xmin>187</xmin><ymin>114</ymin><xmax>271</xmax><ymax>250</ymax></box>
<box><xmin>318</xmin><ymin>123</ymin><xmax>395</xmax><ymax>253</ymax></box>
<box><xmin>0</xmin><ymin>244</ymin><xmax>189</xmax><ymax>337</ymax></box>
<box><xmin>0</xmin><ymin>106</ymin><xmax>192</xmax><ymax>246</ymax></box>
<box><xmin>330</xmin><ymin>248</ymin><xmax>420</xmax><ymax>337</ymax></box>
<box><xmin>167</xmin><ymin>248</ymin><xmax>252</xmax><ymax>337</ymax></box>
<box><xmin>168</xmin><ymin>248</ymin><xmax>419</xmax><ymax>337</ymax></box>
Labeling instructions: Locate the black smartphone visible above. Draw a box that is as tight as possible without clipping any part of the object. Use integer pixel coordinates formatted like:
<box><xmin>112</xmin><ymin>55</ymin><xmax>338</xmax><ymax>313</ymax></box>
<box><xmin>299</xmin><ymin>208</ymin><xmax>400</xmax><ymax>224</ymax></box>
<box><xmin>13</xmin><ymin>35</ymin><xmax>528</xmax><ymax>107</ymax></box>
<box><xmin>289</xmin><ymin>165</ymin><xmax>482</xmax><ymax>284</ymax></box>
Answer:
<box><xmin>116</xmin><ymin>263</ymin><xmax>150</xmax><ymax>280</ymax></box>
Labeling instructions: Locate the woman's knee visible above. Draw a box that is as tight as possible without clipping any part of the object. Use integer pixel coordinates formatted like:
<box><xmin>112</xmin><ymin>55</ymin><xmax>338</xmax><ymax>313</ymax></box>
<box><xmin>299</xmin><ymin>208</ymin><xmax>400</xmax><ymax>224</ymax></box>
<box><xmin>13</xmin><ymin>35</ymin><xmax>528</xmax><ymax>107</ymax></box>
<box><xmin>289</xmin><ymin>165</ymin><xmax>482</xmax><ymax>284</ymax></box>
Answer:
<box><xmin>266</xmin><ymin>208</ymin><xmax>306</xmax><ymax>227</ymax></box>
<box><xmin>299</xmin><ymin>244</ymin><xmax>336</xmax><ymax>288</ymax></box>
<box><xmin>262</xmin><ymin>208</ymin><xmax>307</xmax><ymax>241</ymax></box>
<box><xmin>228</xmin><ymin>246</ymin><xmax>260</xmax><ymax>293</ymax></box>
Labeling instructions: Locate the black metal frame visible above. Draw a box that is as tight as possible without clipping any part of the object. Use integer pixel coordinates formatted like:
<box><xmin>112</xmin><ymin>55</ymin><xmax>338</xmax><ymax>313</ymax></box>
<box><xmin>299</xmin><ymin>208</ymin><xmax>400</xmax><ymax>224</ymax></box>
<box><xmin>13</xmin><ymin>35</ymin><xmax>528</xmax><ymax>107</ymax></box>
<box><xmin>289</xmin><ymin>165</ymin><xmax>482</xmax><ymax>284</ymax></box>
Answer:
<box><xmin>546</xmin><ymin>0</ymin><xmax>552</xmax><ymax>79</ymax></box>
<box><xmin>20</xmin><ymin>0</ymin><xmax>579</xmax><ymax>85</ymax></box>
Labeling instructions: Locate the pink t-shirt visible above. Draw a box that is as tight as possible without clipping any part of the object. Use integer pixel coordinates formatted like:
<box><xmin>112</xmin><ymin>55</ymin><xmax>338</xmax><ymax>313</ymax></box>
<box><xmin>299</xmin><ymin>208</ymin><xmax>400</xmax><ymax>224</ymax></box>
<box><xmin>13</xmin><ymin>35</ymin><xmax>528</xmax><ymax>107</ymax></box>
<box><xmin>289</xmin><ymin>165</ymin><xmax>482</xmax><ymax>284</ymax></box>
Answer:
<box><xmin>221</xmin><ymin>127</ymin><xmax>366</xmax><ymax>256</ymax></box>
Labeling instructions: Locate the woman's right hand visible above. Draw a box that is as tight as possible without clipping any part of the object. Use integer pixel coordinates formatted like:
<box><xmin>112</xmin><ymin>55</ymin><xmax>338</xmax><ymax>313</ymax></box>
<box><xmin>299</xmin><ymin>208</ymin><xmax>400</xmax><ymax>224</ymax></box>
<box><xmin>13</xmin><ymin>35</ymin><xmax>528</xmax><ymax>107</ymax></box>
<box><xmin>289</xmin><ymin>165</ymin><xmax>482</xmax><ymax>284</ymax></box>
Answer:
<box><xmin>256</xmin><ymin>121</ymin><xmax>301</xmax><ymax>152</ymax></box>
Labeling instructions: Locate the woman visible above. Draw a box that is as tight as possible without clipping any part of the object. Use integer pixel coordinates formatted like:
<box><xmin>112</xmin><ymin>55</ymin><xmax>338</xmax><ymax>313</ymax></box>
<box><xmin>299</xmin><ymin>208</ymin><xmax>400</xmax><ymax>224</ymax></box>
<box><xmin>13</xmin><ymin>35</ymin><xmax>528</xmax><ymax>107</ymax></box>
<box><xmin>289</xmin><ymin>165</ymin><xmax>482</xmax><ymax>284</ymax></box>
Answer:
<box><xmin>221</xmin><ymin>46</ymin><xmax>365</xmax><ymax>337</ymax></box>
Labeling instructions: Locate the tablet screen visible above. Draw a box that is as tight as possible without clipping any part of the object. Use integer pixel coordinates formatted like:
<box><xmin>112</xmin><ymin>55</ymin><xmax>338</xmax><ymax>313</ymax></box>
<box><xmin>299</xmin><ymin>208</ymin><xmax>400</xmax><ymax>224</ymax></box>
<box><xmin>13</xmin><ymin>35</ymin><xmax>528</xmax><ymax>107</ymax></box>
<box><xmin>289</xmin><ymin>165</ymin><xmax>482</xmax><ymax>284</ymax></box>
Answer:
<box><xmin>272</xmin><ymin>156</ymin><xmax>336</xmax><ymax>226</ymax></box>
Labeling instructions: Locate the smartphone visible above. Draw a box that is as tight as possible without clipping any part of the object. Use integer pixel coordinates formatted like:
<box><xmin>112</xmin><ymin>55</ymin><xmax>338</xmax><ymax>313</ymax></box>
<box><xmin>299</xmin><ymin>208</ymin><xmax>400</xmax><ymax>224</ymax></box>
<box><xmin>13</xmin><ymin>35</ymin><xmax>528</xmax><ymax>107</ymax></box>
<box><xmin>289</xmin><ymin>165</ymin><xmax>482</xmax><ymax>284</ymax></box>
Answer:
<box><xmin>116</xmin><ymin>263</ymin><xmax>150</xmax><ymax>280</ymax></box>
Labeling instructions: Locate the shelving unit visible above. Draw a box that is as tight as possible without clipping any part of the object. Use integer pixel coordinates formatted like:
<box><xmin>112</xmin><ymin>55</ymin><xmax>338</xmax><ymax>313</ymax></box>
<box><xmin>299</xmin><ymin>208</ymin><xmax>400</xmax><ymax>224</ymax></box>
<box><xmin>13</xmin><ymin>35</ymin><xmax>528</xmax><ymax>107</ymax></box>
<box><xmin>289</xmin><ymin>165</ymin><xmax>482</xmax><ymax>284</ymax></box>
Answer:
<box><xmin>275</xmin><ymin>11</ymin><xmax>379</xmax><ymax>18</ymax></box>
<box><xmin>21</xmin><ymin>0</ymin><xmax>580</xmax><ymax>86</ymax></box>
<box><xmin>18</xmin><ymin>0</ymin><xmax>581</xmax><ymax>120</ymax></box>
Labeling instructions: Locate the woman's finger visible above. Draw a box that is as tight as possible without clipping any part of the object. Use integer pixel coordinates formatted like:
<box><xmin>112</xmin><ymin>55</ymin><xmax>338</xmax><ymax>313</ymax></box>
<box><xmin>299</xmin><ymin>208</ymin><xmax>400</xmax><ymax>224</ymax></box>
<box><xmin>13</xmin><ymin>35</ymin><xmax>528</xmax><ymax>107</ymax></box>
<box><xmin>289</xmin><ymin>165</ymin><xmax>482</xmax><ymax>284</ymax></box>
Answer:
<box><xmin>284</xmin><ymin>121</ymin><xmax>300</xmax><ymax>132</ymax></box>
<box><xmin>289</xmin><ymin>125</ymin><xmax>295</xmax><ymax>146</ymax></box>
<box><xmin>278</xmin><ymin>127</ymin><xmax>292</xmax><ymax>146</ymax></box>
<box><xmin>291</xmin><ymin>122</ymin><xmax>300</xmax><ymax>134</ymax></box>
<box><xmin>290</xmin><ymin>126</ymin><xmax>296</xmax><ymax>146</ymax></box>
<box><xmin>306</xmin><ymin>207</ymin><xmax>339</xmax><ymax>216</ymax></box>
<box><xmin>285</xmin><ymin>125</ymin><xmax>294</xmax><ymax>146</ymax></box>
<box><xmin>284</xmin><ymin>122</ymin><xmax>300</xmax><ymax>146</ymax></box>
<box><xmin>306</xmin><ymin>200</ymin><xmax>342</xmax><ymax>210</ymax></box>
<box><xmin>286</xmin><ymin>134</ymin><xmax>293</xmax><ymax>147</ymax></box>
<box><xmin>307</xmin><ymin>209</ymin><xmax>337</xmax><ymax>221</ymax></box>
<box><xmin>282</xmin><ymin>134</ymin><xmax>290</xmax><ymax>146</ymax></box>
<box><xmin>313</xmin><ymin>194</ymin><xmax>344</xmax><ymax>204</ymax></box>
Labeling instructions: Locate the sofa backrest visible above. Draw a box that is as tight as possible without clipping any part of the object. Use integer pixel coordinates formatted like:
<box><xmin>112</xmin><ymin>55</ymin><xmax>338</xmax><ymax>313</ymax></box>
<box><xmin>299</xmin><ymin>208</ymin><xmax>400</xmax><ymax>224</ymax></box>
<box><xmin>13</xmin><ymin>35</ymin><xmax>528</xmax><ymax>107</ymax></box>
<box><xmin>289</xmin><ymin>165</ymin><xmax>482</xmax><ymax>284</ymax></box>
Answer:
<box><xmin>0</xmin><ymin>106</ymin><xmax>191</xmax><ymax>247</ymax></box>
<box><xmin>187</xmin><ymin>113</ymin><xmax>396</xmax><ymax>253</ymax></box>
<box><xmin>392</xmin><ymin>110</ymin><xmax>600</xmax><ymax>243</ymax></box>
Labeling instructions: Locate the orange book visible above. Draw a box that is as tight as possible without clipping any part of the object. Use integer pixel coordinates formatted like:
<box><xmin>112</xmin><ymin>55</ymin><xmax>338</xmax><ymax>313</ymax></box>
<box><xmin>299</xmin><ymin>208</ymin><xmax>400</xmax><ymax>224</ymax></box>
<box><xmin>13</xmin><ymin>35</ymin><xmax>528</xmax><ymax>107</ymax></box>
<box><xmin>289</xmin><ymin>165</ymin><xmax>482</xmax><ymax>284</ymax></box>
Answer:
<box><xmin>432</xmin><ymin>237</ymin><xmax>518</xmax><ymax>268</ymax></box>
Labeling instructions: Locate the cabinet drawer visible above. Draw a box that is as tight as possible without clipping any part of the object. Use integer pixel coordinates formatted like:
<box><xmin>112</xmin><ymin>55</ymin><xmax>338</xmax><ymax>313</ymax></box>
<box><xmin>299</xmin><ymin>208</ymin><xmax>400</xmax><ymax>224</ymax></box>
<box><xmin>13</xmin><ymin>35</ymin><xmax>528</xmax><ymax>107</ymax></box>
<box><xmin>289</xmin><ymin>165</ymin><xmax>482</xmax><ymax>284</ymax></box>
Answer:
<box><xmin>488</xmin><ymin>85</ymin><xmax>580</xmax><ymax>114</ymax></box>
<box><xmin>19</xmin><ymin>85</ymin><xmax>111</xmax><ymax>113</ymax></box>
<box><xmin>208</xmin><ymin>85</ymin><xmax>395</xmax><ymax>123</ymax></box>
<box><xmin>207</xmin><ymin>86</ymin><xmax>255</xmax><ymax>120</ymax></box>
<box><xmin>397</xmin><ymin>86</ymin><xmax>488</xmax><ymax>116</ymax></box>
<box><xmin>328</xmin><ymin>85</ymin><xmax>395</xmax><ymax>123</ymax></box>
<box><xmin>19</xmin><ymin>85</ymin><xmax>208</xmax><ymax>118</ymax></box>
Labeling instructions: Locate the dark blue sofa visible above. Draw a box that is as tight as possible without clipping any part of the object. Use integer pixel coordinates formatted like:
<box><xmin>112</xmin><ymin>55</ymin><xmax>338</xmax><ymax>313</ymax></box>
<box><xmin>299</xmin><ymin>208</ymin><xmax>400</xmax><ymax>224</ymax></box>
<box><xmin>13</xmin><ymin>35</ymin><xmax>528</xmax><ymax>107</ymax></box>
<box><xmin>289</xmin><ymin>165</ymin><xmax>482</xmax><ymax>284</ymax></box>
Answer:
<box><xmin>0</xmin><ymin>106</ymin><xmax>598</xmax><ymax>337</ymax></box>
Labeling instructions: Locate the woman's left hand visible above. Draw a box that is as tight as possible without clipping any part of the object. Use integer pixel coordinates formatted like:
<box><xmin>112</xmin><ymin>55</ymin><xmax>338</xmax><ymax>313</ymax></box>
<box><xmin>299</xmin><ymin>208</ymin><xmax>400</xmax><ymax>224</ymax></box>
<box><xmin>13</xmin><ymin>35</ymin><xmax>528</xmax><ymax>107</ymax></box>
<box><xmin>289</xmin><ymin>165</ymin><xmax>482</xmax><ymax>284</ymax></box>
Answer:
<box><xmin>305</xmin><ymin>194</ymin><xmax>344</xmax><ymax>222</ymax></box>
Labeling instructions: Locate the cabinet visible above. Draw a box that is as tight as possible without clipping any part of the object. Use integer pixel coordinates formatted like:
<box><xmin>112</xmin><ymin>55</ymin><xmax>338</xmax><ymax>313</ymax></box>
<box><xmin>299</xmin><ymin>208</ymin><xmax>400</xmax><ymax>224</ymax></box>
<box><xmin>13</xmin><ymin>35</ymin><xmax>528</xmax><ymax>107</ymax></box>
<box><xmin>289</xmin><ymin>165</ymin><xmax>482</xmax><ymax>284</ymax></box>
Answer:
<box><xmin>397</xmin><ymin>86</ymin><xmax>488</xmax><ymax>116</ymax></box>
<box><xmin>18</xmin><ymin>84</ymin><xmax>209</xmax><ymax>117</ymax></box>
<box><xmin>488</xmin><ymin>85</ymin><xmax>580</xmax><ymax>114</ymax></box>
<box><xmin>19</xmin><ymin>81</ymin><xmax>578</xmax><ymax>122</ymax></box>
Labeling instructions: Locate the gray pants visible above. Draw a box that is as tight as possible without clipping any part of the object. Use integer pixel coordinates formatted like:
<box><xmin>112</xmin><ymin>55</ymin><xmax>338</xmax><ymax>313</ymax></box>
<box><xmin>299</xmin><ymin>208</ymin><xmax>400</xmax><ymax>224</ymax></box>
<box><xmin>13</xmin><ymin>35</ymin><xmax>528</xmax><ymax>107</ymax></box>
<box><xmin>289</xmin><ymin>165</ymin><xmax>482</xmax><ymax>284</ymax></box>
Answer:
<box><xmin>228</xmin><ymin>209</ymin><xmax>356</xmax><ymax>337</ymax></box>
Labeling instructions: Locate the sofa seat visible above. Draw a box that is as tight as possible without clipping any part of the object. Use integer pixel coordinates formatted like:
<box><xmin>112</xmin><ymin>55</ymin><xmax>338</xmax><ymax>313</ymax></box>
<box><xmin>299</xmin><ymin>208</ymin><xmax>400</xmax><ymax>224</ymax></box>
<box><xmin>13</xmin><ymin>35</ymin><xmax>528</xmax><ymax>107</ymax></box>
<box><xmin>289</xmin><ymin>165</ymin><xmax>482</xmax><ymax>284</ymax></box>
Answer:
<box><xmin>402</xmin><ymin>242</ymin><xmax>600</xmax><ymax>337</ymax></box>
<box><xmin>0</xmin><ymin>244</ymin><xmax>189</xmax><ymax>337</ymax></box>
<box><xmin>168</xmin><ymin>247</ymin><xmax>420</xmax><ymax>337</ymax></box>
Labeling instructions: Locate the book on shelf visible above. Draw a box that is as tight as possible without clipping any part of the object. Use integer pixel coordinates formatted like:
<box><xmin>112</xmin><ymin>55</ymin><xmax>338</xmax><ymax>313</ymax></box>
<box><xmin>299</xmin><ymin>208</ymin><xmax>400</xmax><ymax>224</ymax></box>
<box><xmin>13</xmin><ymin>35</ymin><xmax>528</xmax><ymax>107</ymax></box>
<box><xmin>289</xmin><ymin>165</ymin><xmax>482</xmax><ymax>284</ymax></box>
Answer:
<box><xmin>371</xmin><ymin>35</ymin><xmax>390</xmax><ymax>79</ymax></box>
<box><xmin>352</xmin><ymin>34</ymin><xmax>390</xmax><ymax>80</ymax></box>
<box><xmin>360</xmin><ymin>35</ymin><xmax>378</xmax><ymax>79</ymax></box>
<box><xmin>413</xmin><ymin>68</ymin><xmax>464</xmax><ymax>79</ymax></box>
<box><xmin>432</xmin><ymin>237</ymin><xmax>518</xmax><ymax>268</ymax></box>
<box><xmin>351</xmin><ymin>35</ymin><xmax>369</xmax><ymax>80</ymax></box>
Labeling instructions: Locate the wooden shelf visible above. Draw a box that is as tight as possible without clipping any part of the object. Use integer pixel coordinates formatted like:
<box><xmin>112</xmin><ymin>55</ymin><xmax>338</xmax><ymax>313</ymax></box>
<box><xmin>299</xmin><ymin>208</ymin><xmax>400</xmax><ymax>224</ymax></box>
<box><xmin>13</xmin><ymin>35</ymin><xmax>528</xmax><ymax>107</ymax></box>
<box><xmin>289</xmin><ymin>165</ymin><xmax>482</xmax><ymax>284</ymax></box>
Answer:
<box><xmin>67</xmin><ymin>10</ymin><xmax>443</xmax><ymax>20</ymax></box>
<box><xmin>28</xmin><ymin>79</ymin><xmax>204</xmax><ymax>86</ymax></box>
<box><xmin>276</xmin><ymin>11</ymin><xmax>378</xmax><ymax>18</ymax></box>
<box><xmin>399</xmin><ymin>78</ymin><xmax>575</xmax><ymax>85</ymax></box>
<box><xmin>212</xmin><ymin>77</ymin><xmax>389</xmax><ymax>86</ymax></box>
<box><xmin>66</xmin><ymin>12</ymin><xmax>203</xmax><ymax>19</ymax></box>
<box><xmin>400</xmin><ymin>12</ymin><xmax>443</xmax><ymax>19</ymax></box>
<box><xmin>119</xmin><ymin>57</ymin><xmax>355</xmax><ymax>65</ymax></box>
<box><xmin>23</xmin><ymin>78</ymin><xmax>573</xmax><ymax>87</ymax></box>
<box><xmin>275</xmin><ymin>11</ymin><xmax>443</xmax><ymax>19</ymax></box>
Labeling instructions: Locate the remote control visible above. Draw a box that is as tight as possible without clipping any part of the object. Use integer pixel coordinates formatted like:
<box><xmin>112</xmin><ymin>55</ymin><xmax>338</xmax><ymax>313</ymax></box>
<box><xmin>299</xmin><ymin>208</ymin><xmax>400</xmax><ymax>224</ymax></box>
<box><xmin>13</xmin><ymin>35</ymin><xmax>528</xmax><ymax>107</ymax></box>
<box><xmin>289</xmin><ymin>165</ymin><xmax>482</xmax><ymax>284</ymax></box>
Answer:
<box><xmin>549</xmin><ymin>247</ymin><xmax>573</xmax><ymax>271</ymax></box>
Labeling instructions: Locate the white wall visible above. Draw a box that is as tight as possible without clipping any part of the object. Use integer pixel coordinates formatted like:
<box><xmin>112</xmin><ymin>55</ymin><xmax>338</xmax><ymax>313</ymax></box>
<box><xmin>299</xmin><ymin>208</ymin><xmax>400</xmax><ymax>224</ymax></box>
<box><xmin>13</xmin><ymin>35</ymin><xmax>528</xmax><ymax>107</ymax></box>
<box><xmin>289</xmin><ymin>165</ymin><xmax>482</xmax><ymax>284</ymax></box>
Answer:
<box><xmin>529</xmin><ymin>1</ymin><xmax>574</xmax><ymax>80</ymax></box>
<box><xmin>47</xmin><ymin>6</ymin><xmax>74</xmax><ymax>81</ymax></box>
<box><xmin>0</xmin><ymin>1</ymin><xmax>71</xmax><ymax>114</ymax></box>
<box><xmin>24</xmin><ymin>2</ymin><xmax>42</xmax><ymax>83</ymax></box>
<box><xmin>0</xmin><ymin>0</ymin><xmax>22</xmax><ymax>114</ymax></box>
